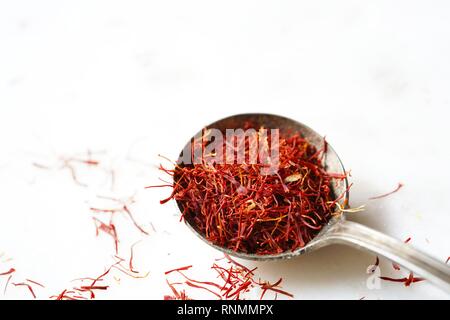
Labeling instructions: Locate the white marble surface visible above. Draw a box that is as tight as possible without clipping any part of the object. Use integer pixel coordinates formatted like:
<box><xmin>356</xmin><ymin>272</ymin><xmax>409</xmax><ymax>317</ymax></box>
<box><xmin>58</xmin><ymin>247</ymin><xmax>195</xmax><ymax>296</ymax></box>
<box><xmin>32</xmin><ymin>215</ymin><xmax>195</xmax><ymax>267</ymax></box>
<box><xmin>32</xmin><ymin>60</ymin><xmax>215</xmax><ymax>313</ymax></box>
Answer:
<box><xmin>0</xmin><ymin>1</ymin><xmax>449</xmax><ymax>299</ymax></box>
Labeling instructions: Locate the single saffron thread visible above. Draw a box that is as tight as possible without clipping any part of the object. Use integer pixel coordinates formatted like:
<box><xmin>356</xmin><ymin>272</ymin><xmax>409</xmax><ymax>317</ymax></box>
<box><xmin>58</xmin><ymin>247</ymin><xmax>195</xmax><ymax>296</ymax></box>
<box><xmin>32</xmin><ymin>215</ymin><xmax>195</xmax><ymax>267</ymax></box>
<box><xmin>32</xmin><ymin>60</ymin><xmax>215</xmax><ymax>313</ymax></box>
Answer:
<box><xmin>165</xmin><ymin>265</ymin><xmax>193</xmax><ymax>275</ymax></box>
<box><xmin>369</xmin><ymin>183</ymin><xmax>404</xmax><ymax>200</ymax></box>
<box><xmin>0</xmin><ymin>268</ymin><xmax>15</xmax><ymax>276</ymax></box>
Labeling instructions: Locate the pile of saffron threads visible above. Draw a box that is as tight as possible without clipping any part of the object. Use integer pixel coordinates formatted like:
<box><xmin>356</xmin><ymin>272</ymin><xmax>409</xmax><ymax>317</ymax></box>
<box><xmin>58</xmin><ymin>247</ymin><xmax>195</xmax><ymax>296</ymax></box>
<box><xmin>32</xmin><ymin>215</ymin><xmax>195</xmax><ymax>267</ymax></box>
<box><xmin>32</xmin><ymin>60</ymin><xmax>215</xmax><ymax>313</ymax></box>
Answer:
<box><xmin>164</xmin><ymin>255</ymin><xmax>293</xmax><ymax>300</ymax></box>
<box><xmin>150</xmin><ymin>129</ymin><xmax>347</xmax><ymax>255</ymax></box>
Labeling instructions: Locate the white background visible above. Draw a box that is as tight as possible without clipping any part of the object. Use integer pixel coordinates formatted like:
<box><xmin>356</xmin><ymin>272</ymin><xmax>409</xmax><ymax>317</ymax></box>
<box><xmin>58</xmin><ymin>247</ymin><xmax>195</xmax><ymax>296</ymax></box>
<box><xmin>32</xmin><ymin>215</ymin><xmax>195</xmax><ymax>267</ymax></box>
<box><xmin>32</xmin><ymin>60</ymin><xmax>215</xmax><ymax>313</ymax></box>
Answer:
<box><xmin>0</xmin><ymin>1</ymin><xmax>449</xmax><ymax>300</ymax></box>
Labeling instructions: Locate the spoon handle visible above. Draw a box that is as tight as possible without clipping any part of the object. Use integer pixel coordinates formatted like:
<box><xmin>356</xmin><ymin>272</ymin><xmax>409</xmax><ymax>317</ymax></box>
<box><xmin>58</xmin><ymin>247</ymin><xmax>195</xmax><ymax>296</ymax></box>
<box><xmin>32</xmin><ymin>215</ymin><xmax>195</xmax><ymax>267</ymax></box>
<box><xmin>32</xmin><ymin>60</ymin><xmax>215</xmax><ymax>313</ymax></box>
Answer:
<box><xmin>325</xmin><ymin>220</ymin><xmax>450</xmax><ymax>293</ymax></box>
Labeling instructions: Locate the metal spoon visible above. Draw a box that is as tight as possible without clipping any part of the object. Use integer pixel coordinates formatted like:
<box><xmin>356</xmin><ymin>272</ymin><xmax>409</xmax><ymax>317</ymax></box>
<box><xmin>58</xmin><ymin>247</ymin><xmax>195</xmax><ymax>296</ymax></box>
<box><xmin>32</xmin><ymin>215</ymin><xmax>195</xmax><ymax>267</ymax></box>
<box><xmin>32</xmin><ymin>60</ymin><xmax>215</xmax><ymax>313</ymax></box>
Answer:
<box><xmin>175</xmin><ymin>113</ymin><xmax>450</xmax><ymax>293</ymax></box>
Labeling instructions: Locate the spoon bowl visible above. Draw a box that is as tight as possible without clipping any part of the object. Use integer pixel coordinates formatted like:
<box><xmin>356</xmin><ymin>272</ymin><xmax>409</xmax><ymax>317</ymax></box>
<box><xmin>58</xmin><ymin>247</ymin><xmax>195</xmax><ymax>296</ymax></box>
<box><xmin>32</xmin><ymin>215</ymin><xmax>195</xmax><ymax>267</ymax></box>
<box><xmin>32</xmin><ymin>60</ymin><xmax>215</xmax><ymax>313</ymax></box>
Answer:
<box><xmin>175</xmin><ymin>113</ymin><xmax>348</xmax><ymax>261</ymax></box>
